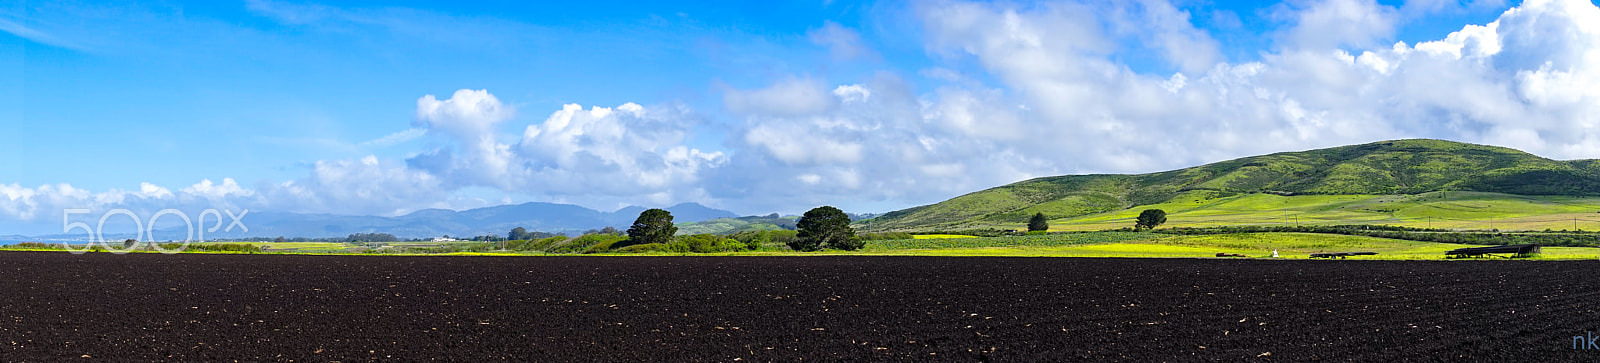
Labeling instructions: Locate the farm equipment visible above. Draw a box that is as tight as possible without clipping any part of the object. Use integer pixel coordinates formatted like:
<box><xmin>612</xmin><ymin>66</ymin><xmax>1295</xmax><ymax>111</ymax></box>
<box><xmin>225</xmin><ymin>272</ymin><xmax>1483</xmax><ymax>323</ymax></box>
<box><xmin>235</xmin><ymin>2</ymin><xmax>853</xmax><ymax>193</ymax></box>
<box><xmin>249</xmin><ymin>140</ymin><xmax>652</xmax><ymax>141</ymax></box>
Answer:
<box><xmin>1445</xmin><ymin>244</ymin><xmax>1541</xmax><ymax>258</ymax></box>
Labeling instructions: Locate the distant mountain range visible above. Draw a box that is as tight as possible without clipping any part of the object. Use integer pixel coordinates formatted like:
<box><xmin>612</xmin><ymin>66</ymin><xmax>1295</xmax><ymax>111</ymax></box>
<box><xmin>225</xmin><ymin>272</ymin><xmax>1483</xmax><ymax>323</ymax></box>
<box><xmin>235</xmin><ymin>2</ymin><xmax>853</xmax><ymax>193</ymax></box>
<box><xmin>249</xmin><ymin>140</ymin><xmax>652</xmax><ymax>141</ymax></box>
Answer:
<box><xmin>24</xmin><ymin>202</ymin><xmax>737</xmax><ymax>241</ymax></box>
<box><xmin>865</xmin><ymin>139</ymin><xmax>1600</xmax><ymax>231</ymax></box>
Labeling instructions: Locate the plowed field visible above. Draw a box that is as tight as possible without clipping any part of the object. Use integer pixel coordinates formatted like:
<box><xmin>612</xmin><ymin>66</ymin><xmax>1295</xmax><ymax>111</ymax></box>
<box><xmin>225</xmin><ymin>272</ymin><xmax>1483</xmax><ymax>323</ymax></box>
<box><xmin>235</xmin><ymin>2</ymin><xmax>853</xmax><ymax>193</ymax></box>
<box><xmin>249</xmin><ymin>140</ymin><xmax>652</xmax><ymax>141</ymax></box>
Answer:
<box><xmin>2</xmin><ymin>252</ymin><xmax>1597</xmax><ymax>361</ymax></box>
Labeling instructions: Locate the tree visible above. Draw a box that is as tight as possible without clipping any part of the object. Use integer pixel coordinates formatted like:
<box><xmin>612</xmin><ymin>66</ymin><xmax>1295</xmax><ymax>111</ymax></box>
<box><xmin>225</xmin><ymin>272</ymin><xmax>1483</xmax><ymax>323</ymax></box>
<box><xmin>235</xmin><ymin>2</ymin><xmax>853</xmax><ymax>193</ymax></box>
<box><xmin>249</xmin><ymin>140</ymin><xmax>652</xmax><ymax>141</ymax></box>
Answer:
<box><xmin>274</xmin><ymin>236</ymin><xmax>286</xmax><ymax>243</ymax></box>
<box><xmin>508</xmin><ymin>227</ymin><xmax>529</xmax><ymax>241</ymax></box>
<box><xmin>1027</xmin><ymin>212</ymin><xmax>1049</xmax><ymax>232</ymax></box>
<box><xmin>627</xmin><ymin>208</ymin><xmax>677</xmax><ymax>246</ymax></box>
<box><xmin>599</xmin><ymin>226</ymin><xmax>620</xmax><ymax>235</ymax></box>
<box><xmin>1136</xmin><ymin>209</ymin><xmax>1167</xmax><ymax>230</ymax></box>
<box><xmin>794</xmin><ymin>206</ymin><xmax>859</xmax><ymax>251</ymax></box>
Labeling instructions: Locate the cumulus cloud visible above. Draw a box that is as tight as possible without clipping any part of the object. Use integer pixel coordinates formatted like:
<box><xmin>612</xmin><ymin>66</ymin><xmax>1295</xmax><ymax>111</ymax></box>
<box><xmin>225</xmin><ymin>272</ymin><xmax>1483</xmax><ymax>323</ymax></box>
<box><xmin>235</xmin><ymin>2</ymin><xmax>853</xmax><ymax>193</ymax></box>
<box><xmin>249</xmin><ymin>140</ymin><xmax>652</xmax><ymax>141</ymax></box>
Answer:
<box><xmin>1108</xmin><ymin>0</ymin><xmax>1223</xmax><ymax>74</ymax></box>
<box><xmin>707</xmin><ymin>74</ymin><xmax>1050</xmax><ymax>213</ymax></box>
<box><xmin>512</xmin><ymin>102</ymin><xmax>726</xmax><ymax>198</ymax></box>
<box><xmin>1273</xmin><ymin>0</ymin><xmax>1401</xmax><ymax>50</ymax></box>
<box><xmin>414</xmin><ymin>89</ymin><xmax>514</xmax><ymax>142</ymax></box>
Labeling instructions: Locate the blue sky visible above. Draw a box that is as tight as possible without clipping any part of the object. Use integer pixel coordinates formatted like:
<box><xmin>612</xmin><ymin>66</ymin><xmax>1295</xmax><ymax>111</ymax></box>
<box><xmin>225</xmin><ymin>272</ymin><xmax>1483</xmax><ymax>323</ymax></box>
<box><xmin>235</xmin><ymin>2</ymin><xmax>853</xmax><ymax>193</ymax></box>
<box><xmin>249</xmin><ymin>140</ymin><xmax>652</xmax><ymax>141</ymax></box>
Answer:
<box><xmin>4</xmin><ymin>0</ymin><xmax>1600</xmax><ymax>233</ymax></box>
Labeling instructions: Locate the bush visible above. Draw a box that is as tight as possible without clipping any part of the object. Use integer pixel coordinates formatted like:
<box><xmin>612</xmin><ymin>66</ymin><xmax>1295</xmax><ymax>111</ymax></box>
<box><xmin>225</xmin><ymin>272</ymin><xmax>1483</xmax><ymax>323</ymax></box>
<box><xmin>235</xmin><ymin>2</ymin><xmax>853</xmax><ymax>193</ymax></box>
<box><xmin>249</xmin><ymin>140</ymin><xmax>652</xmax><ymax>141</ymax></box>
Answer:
<box><xmin>412</xmin><ymin>242</ymin><xmax>493</xmax><ymax>254</ymax></box>
<box><xmin>830</xmin><ymin>236</ymin><xmax>866</xmax><ymax>251</ymax></box>
<box><xmin>529</xmin><ymin>236</ymin><xmax>570</xmax><ymax>251</ymax></box>
<box><xmin>730</xmin><ymin>230</ymin><xmax>799</xmax><ymax>250</ymax></box>
<box><xmin>547</xmin><ymin>234</ymin><xmax>628</xmax><ymax>254</ymax></box>
<box><xmin>1026</xmin><ymin>230</ymin><xmax>1048</xmax><ymax>236</ymax></box>
<box><xmin>729</xmin><ymin>231</ymin><xmax>770</xmax><ymax>250</ymax></box>
<box><xmin>668</xmin><ymin>234</ymin><xmax>749</xmax><ymax>253</ymax></box>
<box><xmin>1028</xmin><ymin>212</ymin><xmax>1049</xmax><ymax>232</ymax></box>
<box><xmin>158</xmin><ymin>243</ymin><xmax>262</xmax><ymax>253</ymax></box>
<box><xmin>503</xmin><ymin>239</ymin><xmax>533</xmax><ymax>251</ymax></box>
<box><xmin>615</xmin><ymin>243</ymin><xmax>668</xmax><ymax>253</ymax></box>
<box><xmin>583</xmin><ymin>237</ymin><xmax>632</xmax><ymax>254</ymax></box>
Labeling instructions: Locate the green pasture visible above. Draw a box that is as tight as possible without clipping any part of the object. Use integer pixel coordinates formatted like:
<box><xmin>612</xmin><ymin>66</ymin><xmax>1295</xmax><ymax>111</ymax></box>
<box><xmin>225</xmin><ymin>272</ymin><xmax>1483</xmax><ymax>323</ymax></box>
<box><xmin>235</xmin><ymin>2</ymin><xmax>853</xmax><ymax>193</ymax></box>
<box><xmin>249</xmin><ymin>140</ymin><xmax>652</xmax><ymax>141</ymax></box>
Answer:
<box><xmin>1040</xmin><ymin>191</ymin><xmax>1600</xmax><ymax>232</ymax></box>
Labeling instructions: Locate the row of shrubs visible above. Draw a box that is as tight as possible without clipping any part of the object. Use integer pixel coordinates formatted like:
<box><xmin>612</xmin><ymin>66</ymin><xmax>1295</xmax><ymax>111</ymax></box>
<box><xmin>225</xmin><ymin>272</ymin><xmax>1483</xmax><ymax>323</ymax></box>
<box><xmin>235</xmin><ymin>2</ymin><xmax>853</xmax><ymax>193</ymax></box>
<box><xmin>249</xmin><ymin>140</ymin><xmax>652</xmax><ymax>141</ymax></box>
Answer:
<box><xmin>909</xmin><ymin>228</ymin><xmax>1026</xmax><ymax>237</ymax></box>
<box><xmin>489</xmin><ymin>231</ymin><xmax>773</xmax><ymax>254</ymax></box>
<box><xmin>1</xmin><ymin>242</ymin><xmax>59</xmax><ymax>250</ymax></box>
<box><xmin>165</xmin><ymin>243</ymin><xmax>262</xmax><ymax>253</ymax></box>
<box><xmin>0</xmin><ymin>242</ymin><xmax>262</xmax><ymax>253</ymax></box>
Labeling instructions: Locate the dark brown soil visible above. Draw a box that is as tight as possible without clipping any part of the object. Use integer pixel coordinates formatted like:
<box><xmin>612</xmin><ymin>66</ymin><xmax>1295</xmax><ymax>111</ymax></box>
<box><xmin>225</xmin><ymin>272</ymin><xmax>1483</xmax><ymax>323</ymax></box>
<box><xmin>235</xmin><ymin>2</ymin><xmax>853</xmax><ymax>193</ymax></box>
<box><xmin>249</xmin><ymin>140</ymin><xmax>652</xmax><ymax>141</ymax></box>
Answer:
<box><xmin>1</xmin><ymin>252</ymin><xmax>1597</xmax><ymax>361</ymax></box>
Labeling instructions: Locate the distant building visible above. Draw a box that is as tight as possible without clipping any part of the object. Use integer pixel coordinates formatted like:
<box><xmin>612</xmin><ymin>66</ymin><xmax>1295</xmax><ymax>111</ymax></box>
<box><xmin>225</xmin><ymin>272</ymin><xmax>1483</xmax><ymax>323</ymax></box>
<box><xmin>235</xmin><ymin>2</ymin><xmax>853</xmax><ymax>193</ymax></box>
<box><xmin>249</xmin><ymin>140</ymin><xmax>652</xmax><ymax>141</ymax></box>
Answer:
<box><xmin>431</xmin><ymin>237</ymin><xmax>458</xmax><ymax>242</ymax></box>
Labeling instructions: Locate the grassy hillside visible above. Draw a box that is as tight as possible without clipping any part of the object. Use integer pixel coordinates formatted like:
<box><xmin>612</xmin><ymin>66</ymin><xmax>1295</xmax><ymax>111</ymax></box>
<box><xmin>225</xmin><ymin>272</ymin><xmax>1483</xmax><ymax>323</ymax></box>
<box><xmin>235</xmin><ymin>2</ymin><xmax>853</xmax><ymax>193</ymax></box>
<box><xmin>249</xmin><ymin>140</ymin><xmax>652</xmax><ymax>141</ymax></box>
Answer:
<box><xmin>1042</xmin><ymin>191</ymin><xmax>1600</xmax><ymax>232</ymax></box>
<box><xmin>865</xmin><ymin>139</ymin><xmax>1600</xmax><ymax>231</ymax></box>
<box><xmin>675</xmin><ymin>215</ymin><xmax>798</xmax><ymax>235</ymax></box>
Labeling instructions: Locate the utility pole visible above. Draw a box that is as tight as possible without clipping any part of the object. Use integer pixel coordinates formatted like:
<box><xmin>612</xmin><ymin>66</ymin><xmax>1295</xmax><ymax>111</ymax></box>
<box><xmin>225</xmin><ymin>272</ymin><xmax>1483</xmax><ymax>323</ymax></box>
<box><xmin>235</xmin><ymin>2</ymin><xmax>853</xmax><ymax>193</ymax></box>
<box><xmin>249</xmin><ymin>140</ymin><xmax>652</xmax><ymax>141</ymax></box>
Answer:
<box><xmin>1427</xmin><ymin>217</ymin><xmax>1432</xmax><ymax>229</ymax></box>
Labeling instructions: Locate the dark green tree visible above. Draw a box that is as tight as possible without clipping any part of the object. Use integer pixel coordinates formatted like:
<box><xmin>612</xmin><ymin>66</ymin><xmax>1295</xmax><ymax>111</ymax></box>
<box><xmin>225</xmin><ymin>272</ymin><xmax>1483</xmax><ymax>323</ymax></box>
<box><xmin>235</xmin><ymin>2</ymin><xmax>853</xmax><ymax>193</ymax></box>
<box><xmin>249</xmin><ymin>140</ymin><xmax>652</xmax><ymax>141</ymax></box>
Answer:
<box><xmin>627</xmin><ymin>208</ymin><xmax>677</xmax><ymax>245</ymax></box>
<box><xmin>508</xmin><ymin>227</ymin><xmax>529</xmax><ymax>241</ymax></box>
<box><xmin>1027</xmin><ymin>212</ymin><xmax>1049</xmax><ymax>232</ymax></box>
<box><xmin>1136</xmin><ymin>209</ymin><xmax>1167</xmax><ymax>230</ymax></box>
<box><xmin>794</xmin><ymin>206</ymin><xmax>858</xmax><ymax>251</ymax></box>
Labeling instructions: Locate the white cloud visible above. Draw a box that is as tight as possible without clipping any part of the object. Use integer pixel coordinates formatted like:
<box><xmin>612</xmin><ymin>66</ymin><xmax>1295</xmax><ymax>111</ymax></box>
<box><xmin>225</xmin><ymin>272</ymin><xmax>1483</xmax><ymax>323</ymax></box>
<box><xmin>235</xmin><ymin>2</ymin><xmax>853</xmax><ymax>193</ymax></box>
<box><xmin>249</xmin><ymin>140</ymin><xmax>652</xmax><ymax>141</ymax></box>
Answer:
<box><xmin>410</xmin><ymin>89</ymin><xmax>517</xmax><ymax>188</ymax></box>
<box><xmin>512</xmin><ymin>102</ymin><xmax>726</xmax><ymax>196</ymax></box>
<box><xmin>723</xmin><ymin>77</ymin><xmax>840</xmax><ymax>117</ymax></box>
<box><xmin>1108</xmin><ymin>0</ymin><xmax>1223</xmax><ymax>74</ymax></box>
<box><xmin>1273</xmin><ymin>0</ymin><xmax>1400</xmax><ymax>50</ymax></box>
<box><xmin>414</xmin><ymin>89</ymin><xmax>514</xmax><ymax>142</ymax></box>
<box><xmin>808</xmin><ymin>21</ymin><xmax>875</xmax><ymax>61</ymax></box>
<box><xmin>709</xmin><ymin>74</ymin><xmax>1050</xmax><ymax>212</ymax></box>
<box><xmin>263</xmin><ymin>156</ymin><xmax>447</xmax><ymax>216</ymax></box>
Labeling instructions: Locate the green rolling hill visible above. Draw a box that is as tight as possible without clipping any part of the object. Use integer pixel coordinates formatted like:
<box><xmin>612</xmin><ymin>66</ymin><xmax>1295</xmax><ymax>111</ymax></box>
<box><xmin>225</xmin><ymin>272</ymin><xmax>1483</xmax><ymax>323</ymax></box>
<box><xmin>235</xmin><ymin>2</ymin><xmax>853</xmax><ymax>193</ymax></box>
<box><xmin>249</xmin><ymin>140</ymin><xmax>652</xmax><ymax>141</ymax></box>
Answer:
<box><xmin>864</xmin><ymin>139</ymin><xmax>1600</xmax><ymax>232</ymax></box>
<box><xmin>675</xmin><ymin>214</ymin><xmax>799</xmax><ymax>235</ymax></box>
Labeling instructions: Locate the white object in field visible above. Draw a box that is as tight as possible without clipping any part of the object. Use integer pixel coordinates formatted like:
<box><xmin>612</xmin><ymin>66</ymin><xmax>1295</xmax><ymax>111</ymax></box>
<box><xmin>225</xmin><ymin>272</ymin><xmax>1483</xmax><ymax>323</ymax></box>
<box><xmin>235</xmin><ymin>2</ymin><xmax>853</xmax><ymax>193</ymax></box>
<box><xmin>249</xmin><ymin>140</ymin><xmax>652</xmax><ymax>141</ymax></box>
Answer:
<box><xmin>1272</xmin><ymin>250</ymin><xmax>1279</xmax><ymax>258</ymax></box>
